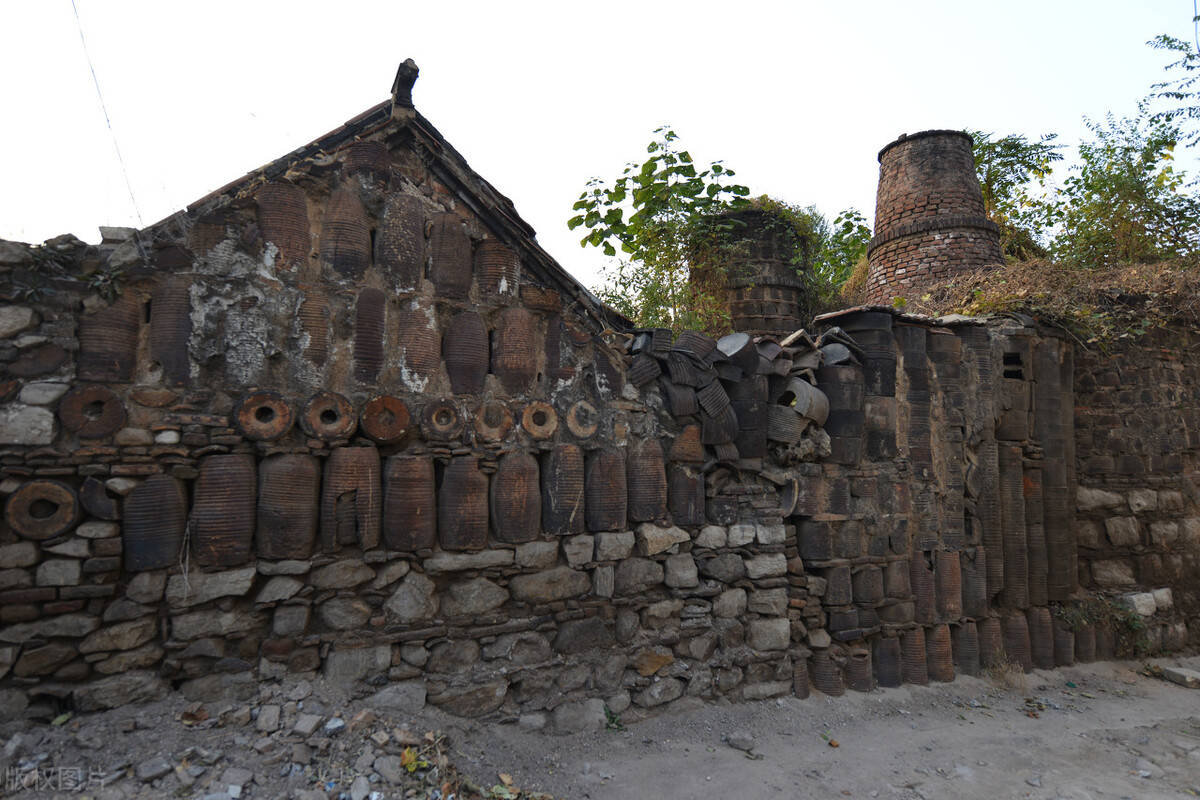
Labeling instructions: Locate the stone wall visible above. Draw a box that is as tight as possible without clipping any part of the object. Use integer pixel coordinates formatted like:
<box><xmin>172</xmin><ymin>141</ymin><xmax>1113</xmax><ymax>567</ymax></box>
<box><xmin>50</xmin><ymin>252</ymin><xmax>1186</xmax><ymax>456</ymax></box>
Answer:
<box><xmin>1073</xmin><ymin>327</ymin><xmax>1200</xmax><ymax>650</ymax></box>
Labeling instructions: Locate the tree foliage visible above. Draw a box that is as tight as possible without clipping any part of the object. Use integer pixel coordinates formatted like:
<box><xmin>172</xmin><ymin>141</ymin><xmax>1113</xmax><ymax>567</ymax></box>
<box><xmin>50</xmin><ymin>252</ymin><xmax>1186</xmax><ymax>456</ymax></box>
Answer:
<box><xmin>970</xmin><ymin>130</ymin><xmax>1063</xmax><ymax>259</ymax></box>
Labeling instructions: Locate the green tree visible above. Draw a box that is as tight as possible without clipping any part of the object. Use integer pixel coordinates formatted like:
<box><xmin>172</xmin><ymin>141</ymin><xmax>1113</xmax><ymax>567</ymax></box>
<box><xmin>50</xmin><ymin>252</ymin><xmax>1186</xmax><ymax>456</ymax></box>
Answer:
<box><xmin>816</xmin><ymin>208</ymin><xmax>872</xmax><ymax>286</ymax></box>
<box><xmin>1051</xmin><ymin>109</ymin><xmax>1200</xmax><ymax>267</ymax></box>
<box><xmin>969</xmin><ymin>130</ymin><xmax>1063</xmax><ymax>258</ymax></box>
<box><xmin>569</xmin><ymin>127</ymin><xmax>750</xmax><ymax>332</ymax></box>
<box><xmin>1148</xmin><ymin>33</ymin><xmax>1200</xmax><ymax>147</ymax></box>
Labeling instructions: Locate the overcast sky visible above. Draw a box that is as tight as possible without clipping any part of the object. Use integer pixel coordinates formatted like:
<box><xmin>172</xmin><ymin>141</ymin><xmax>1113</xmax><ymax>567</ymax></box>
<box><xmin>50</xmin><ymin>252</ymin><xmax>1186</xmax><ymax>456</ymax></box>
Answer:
<box><xmin>0</xmin><ymin>1</ymin><xmax>1193</xmax><ymax>290</ymax></box>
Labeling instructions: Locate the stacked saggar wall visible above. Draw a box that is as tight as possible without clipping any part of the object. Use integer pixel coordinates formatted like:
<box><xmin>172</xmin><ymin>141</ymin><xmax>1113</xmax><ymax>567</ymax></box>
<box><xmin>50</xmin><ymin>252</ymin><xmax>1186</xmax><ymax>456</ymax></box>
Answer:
<box><xmin>0</xmin><ymin>75</ymin><xmax>837</xmax><ymax>726</ymax></box>
<box><xmin>1073</xmin><ymin>327</ymin><xmax>1200</xmax><ymax>651</ymax></box>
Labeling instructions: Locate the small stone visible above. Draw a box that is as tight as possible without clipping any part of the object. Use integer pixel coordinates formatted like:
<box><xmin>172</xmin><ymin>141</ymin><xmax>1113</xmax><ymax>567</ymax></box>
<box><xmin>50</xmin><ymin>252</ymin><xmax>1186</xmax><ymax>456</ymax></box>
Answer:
<box><xmin>77</xmin><ymin>521</ymin><xmax>120</xmax><ymax>539</ymax></box>
<box><xmin>0</xmin><ymin>306</ymin><xmax>36</xmax><ymax>338</ymax></box>
<box><xmin>0</xmin><ymin>542</ymin><xmax>37</xmax><ymax>569</ymax></box>
<box><xmin>664</xmin><ymin>553</ymin><xmax>699</xmax><ymax>588</ymax></box>
<box><xmin>36</xmin><ymin>559</ymin><xmax>80</xmax><ymax>587</ymax></box>
<box><xmin>1075</xmin><ymin>487</ymin><xmax>1125</xmax><ymax>511</ymax></box>
<box><xmin>633</xmin><ymin>677</ymin><xmax>684</xmax><ymax>708</ymax></box>
<box><xmin>310</xmin><ymin>559</ymin><xmax>374</xmax><ymax>590</ymax></box>
<box><xmin>513</xmin><ymin>541</ymin><xmax>557</xmax><ymax>569</ymax></box>
<box><xmin>374</xmin><ymin>755</ymin><xmax>404</xmax><ymax>784</ymax></box>
<box><xmin>424</xmin><ymin>549</ymin><xmax>513</xmax><ymax>573</ymax></box>
<box><xmin>592</xmin><ymin>564</ymin><xmax>615</xmax><ymax>597</ymax></box>
<box><xmin>316</xmin><ymin>596</ymin><xmax>371</xmax><ymax>630</ymax></box>
<box><xmin>384</xmin><ymin>573</ymin><xmax>438</xmax><ymax>621</ymax></box>
<box><xmin>256</xmin><ymin>704</ymin><xmax>281</xmax><ymax>732</ymax></box>
<box><xmin>18</xmin><ymin>382</ymin><xmax>68</xmax><ymax>405</ymax></box>
<box><xmin>635</xmin><ymin>523</ymin><xmax>690</xmax><ymax>556</ymax></box>
<box><xmin>551</xmin><ymin>698</ymin><xmax>607</xmax><ymax>734</ymax></box>
<box><xmin>166</xmin><ymin>566</ymin><xmax>256</xmax><ymax>608</ymax></box>
<box><xmin>324</xmin><ymin>645</ymin><xmax>390</xmax><ymax>684</ymax></box>
<box><xmin>1152</xmin><ymin>587</ymin><xmax>1174</xmax><ymax>611</ymax></box>
<box><xmin>440</xmin><ymin>577</ymin><xmax>508</xmax><ymax>617</ymax></box>
<box><xmin>293</xmin><ymin>714</ymin><xmax>322</xmax><ymax>736</ymax></box>
<box><xmin>755</xmin><ymin>522</ymin><xmax>787</xmax><ymax>545</ymax></box>
<box><xmin>727</xmin><ymin>730</ymin><xmax>755</xmax><ymax>752</ymax></box>
<box><xmin>1116</xmin><ymin>592</ymin><xmax>1156</xmax><ymax>616</ymax></box>
<box><xmin>1162</xmin><ymin>667</ymin><xmax>1200</xmax><ymax>688</ymax></box>
<box><xmin>365</xmin><ymin>681</ymin><xmax>427</xmax><ymax>714</ymax></box>
<box><xmin>808</xmin><ymin>629</ymin><xmax>832</xmax><ymax>649</ymax></box>
<box><xmin>114</xmin><ymin>428</ymin><xmax>155</xmax><ymax>446</ymax></box>
<box><xmin>43</xmin><ymin>538</ymin><xmax>89</xmax><ymax>558</ymax></box>
<box><xmin>695</xmin><ymin>525</ymin><xmax>727</xmax><ymax>549</ymax></box>
<box><xmin>80</xmin><ymin>618</ymin><xmax>156</xmax><ymax>653</ymax></box>
<box><xmin>1104</xmin><ymin>517</ymin><xmax>1140</xmax><ymax>547</ymax></box>
<box><xmin>748</xmin><ymin>588</ymin><xmax>788</xmax><ymax>616</ymax></box>
<box><xmin>136</xmin><ymin>757</ymin><xmax>173</xmax><ymax>782</ymax></box>
<box><xmin>368</xmin><ymin>560</ymin><xmax>410</xmax><ymax>589</ymax></box>
<box><xmin>509</xmin><ymin>566</ymin><xmax>591</xmax><ymax>603</ymax></box>
<box><xmin>713</xmin><ymin>588</ymin><xmax>747</xmax><ymax>619</ymax></box>
<box><xmin>257</xmin><ymin>560</ymin><xmax>312</xmax><ymax>576</ymax></box>
<box><xmin>562</xmin><ymin>534</ymin><xmax>595</xmax><ymax>567</ymax></box>
<box><xmin>350</xmin><ymin>775</ymin><xmax>371</xmax><ymax>800</ymax></box>
<box><xmin>256</xmin><ymin>576</ymin><xmax>303</xmax><ymax>604</ymax></box>
<box><xmin>154</xmin><ymin>430</ymin><xmax>181</xmax><ymax>444</ymax></box>
<box><xmin>323</xmin><ymin>717</ymin><xmax>346</xmax><ymax>735</ymax></box>
<box><xmin>126</xmin><ymin>570</ymin><xmax>167</xmax><ymax>602</ymax></box>
<box><xmin>748</xmin><ymin>618</ymin><xmax>790</xmax><ymax>651</ymax></box>
<box><xmin>1128</xmin><ymin>488</ymin><xmax>1158</xmax><ymax>513</ymax></box>
<box><xmin>593</xmin><ymin>531</ymin><xmax>636</xmax><ymax>561</ymax></box>
<box><xmin>745</xmin><ymin>553</ymin><xmax>787</xmax><ymax>579</ymax></box>
<box><xmin>519</xmin><ymin>712</ymin><xmax>548</xmax><ymax>731</ymax></box>
<box><xmin>0</xmin><ymin>404</ymin><xmax>55</xmax><ymax>445</ymax></box>
<box><xmin>700</xmin><ymin>553</ymin><xmax>745</xmax><ymax>583</ymax></box>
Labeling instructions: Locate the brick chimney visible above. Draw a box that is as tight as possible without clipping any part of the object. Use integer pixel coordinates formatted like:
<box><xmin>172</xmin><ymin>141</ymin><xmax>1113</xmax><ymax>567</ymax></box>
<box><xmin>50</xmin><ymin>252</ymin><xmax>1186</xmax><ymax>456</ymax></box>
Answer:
<box><xmin>865</xmin><ymin>130</ymin><xmax>1002</xmax><ymax>304</ymax></box>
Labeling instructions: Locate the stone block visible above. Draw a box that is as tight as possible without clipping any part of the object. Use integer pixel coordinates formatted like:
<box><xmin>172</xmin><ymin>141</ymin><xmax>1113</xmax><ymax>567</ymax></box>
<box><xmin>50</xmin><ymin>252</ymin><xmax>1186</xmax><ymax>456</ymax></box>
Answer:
<box><xmin>36</xmin><ymin>559</ymin><xmax>80</xmax><ymax>587</ymax></box>
<box><xmin>593</xmin><ymin>531</ymin><xmax>635</xmax><ymax>561</ymax></box>
<box><xmin>1149</xmin><ymin>521</ymin><xmax>1179</xmax><ymax>547</ymax></box>
<box><xmin>317</xmin><ymin>597</ymin><xmax>371</xmax><ymax>630</ymax></box>
<box><xmin>0</xmin><ymin>404</ymin><xmax>54</xmax><ymax>445</ymax></box>
<box><xmin>1128</xmin><ymin>489</ymin><xmax>1158</xmax><ymax>514</ymax></box>
<box><xmin>1162</xmin><ymin>666</ymin><xmax>1200</xmax><ymax>688</ymax></box>
<box><xmin>310</xmin><ymin>560</ymin><xmax>375</xmax><ymax>589</ymax></box>
<box><xmin>700</xmin><ymin>553</ymin><xmax>745</xmax><ymax>583</ymax></box>
<box><xmin>747</xmin><ymin>618</ymin><xmax>790</xmax><ymax>651</ymax></box>
<box><xmin>635</xmin><ymin>523</ymin><xmax>689</xmax><ymax>556</ymax></box>
<box><xmin>440</xmin><ymin>577</ymin><xmax>508</xmax><ymax>616</ymax></box>
<box><xmin>324</xmin><ymin>645</ymin><xmax>391</xmax><ymax>685</ymax></box>
<box><xmin>745</xmin><ymin>553</ymin><xmax>787</xmax><ymax>579</ymax></box>
<box><xmin>166</xmin><ymin>566</ymin><xmax>256</xmax><ymax>607</ymax></box>
<box><xmin>592</xmin><ymin>565</ymin><xmax>614</xmax><ymax>597</ymax></box>
<box><xmin>18</xmin><ymin>382</ymin><xmax>67</xmax><ymax>405</ymax></box>
<box><xmin>384</xmin><ymin>573</ymin><xmax>438</xmax><ymax>622</ymax></box>
<box><xmin>633</xmin><ymin>677</ymin><xmax>684</xmax><ymax>708</ymax></box>
<box><xmin>1117</xmin><ymin>592</ymin><xmax>1157</xmax><ymax>616</ymax></box>
<box><xmin>727</xmin><ymin>523</ymin><xmax>755</xmax><ymax>547</ymax></box>
<box><xmin>510</xmin><ymin>566</ymin><xmax>591</xmax><ymax>603</ymax></box>
<box><xmin>80</xmin><ymin>618</ymin><xmax>156</xmax><ymax>653</ymax></box>
<box><xmin>664</xmin><ymin>553</ymin><xmax>698</xmax><ymax>588</ymax></box>
<box><xmin>0</xmin><ymin>542</ymin><xmax>37</xmax><ymax>569</ymax></box>
<box><xmin>1076</xmin><ymin>520</ymin><xmax>1103</xmax><ymax>550</ymax></box>
<box><xmin>0</xmin><ymin>306</ymin><xmax>36</xmax><ymax>338</ymax></box>
<box><xmin>756</xmin><ymin>522</ymin><xmax>787</xmax><ymax>545</ymax></box>
<box><xmin>562</xmin><ymin>534</ymin><xmax>594</xmax><ymax>568</ymax></box>
<box><xmin>1075</xmin><ymin>487</ymin><xmax>1125</xmax><ymax>512</ymax></box>
<box><xmin>424</xmin><ymin>549</ymin><xmax>514</xmax><ymax>573</ymax></box>
<box><xmin>1104</xmin><ymin>517</ymin><xmax>1140</xmax><ymax>548</ymax></box>
<box><xmin>125</xmin><ymin>570</ymin><xmax>167</xmax><ymax>603</ymax></box>
<box><xmin>514</xmin><ymin>541</ymin><xmax>558</xmax><ymax>569</ymax></box>
<box><xmin>273</xmin><ymin>605</ymin><xmax>310</xmax><ymax>637</ymax></box>
<box><xmin>613</xmin><ymin>558</ymin><xmax>663</xmax><ymax>595</ymax></box>
<box><xmin>1158</xmin><ymin>490</ymin><xmax>1185</xmax><ymax>512</ymax></box>
<box><xmin>1090</xmin><ymin>559</ymin><xmax>1136</xmax><ymax>587</ymax></box>
<box><xmin>695</xmin><ymin>525</ymin><xmax>727</xmax><ymax>549</ymax></box>
<box><xmin>748</xmin><ymin>588</ymin><xmax>788</xmax><ymax>616</ymax></box>
<box><xmin>256</xmin><ymin>576</ymin><xmax>303</xmax><ymax>604</ymax></box>
<box><xmin>553</xmin><ymin>617</ymin><xmax>614</xmax><ymax>653</ymax></box>
<box><xmin>1152</xmin><ymin>587</ymin><xmax>1174</xmax><ymax>612</ymax></box>
<box><xmin>713</xmin><ymin>588</ymin><xmax>747</xmax><ymax>619</ymax></box>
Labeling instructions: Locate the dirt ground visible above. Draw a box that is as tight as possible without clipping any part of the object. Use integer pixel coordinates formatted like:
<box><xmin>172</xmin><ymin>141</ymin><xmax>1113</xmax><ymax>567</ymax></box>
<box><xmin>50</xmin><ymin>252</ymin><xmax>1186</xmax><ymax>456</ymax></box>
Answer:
<box><xmin>2</xmin><ymin>655</ymin><xmax>1199</xmax><ymax>800</ymax></box>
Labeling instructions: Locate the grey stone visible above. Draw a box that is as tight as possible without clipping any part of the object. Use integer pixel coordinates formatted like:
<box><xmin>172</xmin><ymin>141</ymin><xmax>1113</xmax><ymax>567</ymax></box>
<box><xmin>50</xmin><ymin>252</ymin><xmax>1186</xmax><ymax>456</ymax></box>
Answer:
<box><xmin>1153</xmin><ymin>587</ymin><xmax>1174</xmax><ymax>611</ymax></box>
<box><xmin>14</xmin><ymin>642</ymin><xmax>75</xmax><ymax>676</ymax></box>
<box><xmin>592</xmin><ymin>564</ymin><xmax>615</xmax><ymax>597</ymax></box>
<box><xmin>256</xmin><ymin>576</ymin><xmax>303</xmax><ymax>604</ymax></box>
<box><xmin>80</xmin><ymin>618</ymin><xmax>157</xmax><ymax>653</ymax></box>
<box><xmin>254</xmin><ymin>704</ymin><xmax>280</xmax><ymax>733</ymax></box>
<box><xmin>0</xmin><ymin>306</ymin><xmax>36</xmax><ymax>338</ymax></box>
<box><xmin>518</xmin><ymin>713</ymin><xmax>548</xmax><ymax>731</ymax></box>
<box><xmin>104</xmin><ymin>477</ymin><xmax>139</xmax><ymax>495</ymax></box>
<box><xmin>509</xmin><ymin>566</ymin><xmax>591</xmax><ymax>603</ymax></box>
<box><xmin>748</xmin><ymin>618</ymin><xmax>791</xmax><ymax>651</ymax></box>
<box><xmin>633</xmin><ymin>677</ymin><xmax>684</xmax><ymax>708</ymax></box>
<box><xmin>514</xmin><ymin>541</ymin><xmax>558</xmax><ymax>569</ymax></box>
<box><xmin>1104</xmin><ymin>517</ymin><xmax>1140</xmax><ymax>547</ymax></box>
<box><xmin>701</xmin><ymin>553</ymin><xmax>745</xmax><ymax>583</ymax></box>
<box><xmin>727</xmin><ymin>730</ymin><xmax>755</xmax><ymax>752</ymax></box>
<box><xmin>365</xmin><ymin>680</ymin><xmax>427</xmax><ymax>714</ymax></box>
<box><xmin>18</xmin><ymin>382</ymin><xmax>68</xmax><ymax>405</ymax></box>
<box><xmin>1149</xmin><ymin>521</ymin><xmax>1179</xmax><ymax>547</ymax></box>
<box><xmin>745</xmin><ymin>553</ymin><xmax>787</xmax><ymax>579</ymax></box>
<box><xmin>756</xmin><ymin>522</ymin><xmax>787</xmax><ymax>545</ymax></box>
<box><xmin>0</xmin><ymin>688</ymin><xmax>29</xmax><ymax>718</ymax></box>
<box><xmin>325</xmin><ymin>645</ymin><xmax>391</xmax><ymax>684</ymax></box>
<box><xmin>0</xmin><ymin>568</ymin><xmax>29</xmax><ymax>590</ymax></box>
<box><xmin>114</xmin><ymin>427</ymin><xmax>154</xmax><ymax>446</ymax></box>
<box><xmin>424</xmin><ymin>549</ymin><xmax>513</xmax><ymax>573</ymax></box>
<box><xmin>614</xmin><ymin>558</ymin><xmax>664</xmax><ymax>595</ymax></box>
<box><xmin>73</xmin><ymin>671</ymin><xmax>169</xmax><ymax>711</ymax></box>
<box><xmin>273</xmin><ymin>605</ymin><xmax>310</xmax><ymax>637</ymax></box>
<box><xmin>428</xmin><ymin>680</ymin><xmax>508</xmax><ymax>717</ymax></box>
<box><xmin>1076</xmin><ymin>520</ymin><xmax>1103</xmax><ymax>549</ymax></box>
<box><xmin>94</xmin><ymin>643</ymin><xmax>164</xmax><ymax>674</ymax></box>
<box><xmin>43</xmin><ymin>538</ymin><xmax>89</xmax><ymax>558</ymax></box>
<box><xmin>713</xmin><ymin>588</ymin><xmax>746</xmax><ymax>618</ymax></box>
<box><xmin>552</xmin><ymin>698</ymin><xmax>607</xmax><ymax>734</ymax></box>
<box><xmin>606</xmin><ymin>690</ymin><xmax>631</xmax><ymax>715</ymax></box>
<box><xmin>594</xmin><ymin>530</ymin><xmax>636</xmax><ymax>561</ymax></box>
<box><xmin>808</xmin><ymin>629</ymin><xmax>832</xmax><ymax>648</ymax></box>
<box><xmin>428</xmin><ymin>640</ymin><xmax>480</xmax><ymax>673</ymax></box>
<box><xmin>350</xmin><ymin>775</ymin><xmax>371</xmax><ymax>800</ymax></box>
<box><xmin>294</xmin><ymin>713</ymin><xmax>323</xmax><ymax>736</ymax></box>
<box><xmin>369</xmin><ymin>560</ymin><xmax>410</xmax><ymax>589</ymax></box>
<box><xmin>1128</xmin><ymin>488</ymin><xmax>1158</xmax><ymax>514</ymax></box>
<box><xmin>664</xmin><ymin>553</ymin><xmax>698</xmax><ymax>588</ymax></box>
<box><xmin>126</xmin><ymin>570</ymin><xmax>166</xmax><ymax>603</ymax></box>
<box><xmin>1158</xmin><ymin>489</ymin><xmax>1185</xmax><ymax>512</ymax></box>
<box><xmin>1162</xmin><ymin>666</ymin><xmax>1200</xmax><ymax>688</ymax></box>
<box><xmin>310</xmin><ymin>559</ymin><xmax>374</xmax><ymax>590</ymax></box>
<box><xmin>384</xmin><ymin>573</ymin><xmax>438</xmax><ymax>622</ymax></box>
<box><xmin>0</xmin><ymin>404</ymin><xmax>55</xmax><ymax>445</ymax></box>
<box><xmin>727</xmin><ymin>522</ymin><xmax>755</xmax><ymax>547</ymax></box>
<box><xmin>748</xmin><ymin>588</ymin><xmax>788</xmax><ymax>616</ymax></box>
<box><xmin>743</xmin><ymin>681</ymin><xmax>791</xmax><ymax>700</ymax></box>
<box><xmin>77</xmin><ymin>521</ymin><xmax>119</xmax><ymax>539</ymax></box>
<box><xmin>1091</xmin><ymin>559</ymin><xmax>1136</xmax><ymax>587</ymax></box>
<box><xmin>0</xmin><ymin>613</ymin><xmax>99</xmax><ymax>643</ymax></box>
<box><xmin>0</xmin><ymin>542</ymin><xmax>37</xmax><ymax>569</ymax></box>
<box><xmin>166</xmin><ymin>566</ymin><xmax>257</xmax><ymax>608</ymax></box>
<box><xmin>554</xmin><ymin>617</ymin><xmax>614</xmax><ymax>653</ymax></box>
<box><xmin>482</xmin><ymin>632</ymin><xmax>552</xmax><ymax>665</ymax></box>
<box><xmin>562</xmin><ymin>534</ymin><xmax>595</xmax><ymax>567</ymax></box>
<box><xmin>171</xmin><ymin>609</ymin><xmax>265</xmax><ymax>640</ymax></box>
<box><xmin>400</xmin><ymin>644</ymin><xmax>428</xmax><ymax>666</ymax></box>
<box><xmin>440</xmin><ymin>577</ymin><xmax>508</xmax><ymax>617</ymax></box>
<box><xmin>635</xmin><ymin>523</ymin><xmax>690</xmax><ymax>556</ymax></box>
<box><xmin>1117</xmin><ymin>592</ymin><xmax>1157</xmax><ymax>616</ymax></box>
<box><xmin>257</xmin><ymin>559</ymin><xmax>311</xmax><ymax>576</ymax></box>
<box><xmin>695</xmin><ymin>525</ymin><xmax>727</xmax><ymax>549</ymax></box>
<box><xmin>35</xmin><ymin>559</ymin><xmax>80</xmax><ymax>586</ymax></box>
<box><xmin>136</xmin><ymin>756</ymin><xmax>173</xmax><ymax>782</ymax></box>
<box><xmin>375</xmin><ymin>754</ymin><xmax>405</xmax><ymax>784</ymax></box>
<box><xmin>316</xmin><ymin>596</ymin><xmax>371</xmax><ymax>630</ymax></box>
<box><xmin>1076</xmin><ymin>487</ymin><xmax>1125</xmax><ymax>512</ymax></box>
<box><xmin>154</xmin><ymin>430</ymin><xmax>180</xmax><ymax>444</ymax></box>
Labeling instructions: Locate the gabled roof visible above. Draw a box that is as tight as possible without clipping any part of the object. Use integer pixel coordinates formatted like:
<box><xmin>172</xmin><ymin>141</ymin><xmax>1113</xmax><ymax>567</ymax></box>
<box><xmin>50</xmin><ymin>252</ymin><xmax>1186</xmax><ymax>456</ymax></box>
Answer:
<box><xmin>141</xmin><ymin>59</ymin><xmax>628</xmax><ymax>335</ymax></box>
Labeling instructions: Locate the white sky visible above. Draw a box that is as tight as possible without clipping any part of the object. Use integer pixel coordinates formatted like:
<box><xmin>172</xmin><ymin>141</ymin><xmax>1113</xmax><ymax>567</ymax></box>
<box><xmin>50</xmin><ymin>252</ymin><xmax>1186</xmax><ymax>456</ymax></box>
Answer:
<box><xmin>0</xmin><ymin>1</ymin><xmax>1194</xmax><ymax>291</ymax></box>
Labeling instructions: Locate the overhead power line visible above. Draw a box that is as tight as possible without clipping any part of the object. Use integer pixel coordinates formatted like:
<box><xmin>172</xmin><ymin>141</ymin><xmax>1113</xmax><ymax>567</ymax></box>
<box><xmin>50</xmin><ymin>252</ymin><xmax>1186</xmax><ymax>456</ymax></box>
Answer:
<box><xmin>70</xmin><ymin>0</ymin><xmax>143</xmax><ymax>227</ymax></box>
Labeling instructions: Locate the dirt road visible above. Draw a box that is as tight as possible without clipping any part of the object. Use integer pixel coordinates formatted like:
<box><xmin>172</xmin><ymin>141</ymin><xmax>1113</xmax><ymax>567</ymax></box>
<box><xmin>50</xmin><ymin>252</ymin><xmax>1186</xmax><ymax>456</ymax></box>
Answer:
<box><xmin>2</xmin><ymin>656</ymin><xmax>1198</xmax><ymax>799</ymax></box>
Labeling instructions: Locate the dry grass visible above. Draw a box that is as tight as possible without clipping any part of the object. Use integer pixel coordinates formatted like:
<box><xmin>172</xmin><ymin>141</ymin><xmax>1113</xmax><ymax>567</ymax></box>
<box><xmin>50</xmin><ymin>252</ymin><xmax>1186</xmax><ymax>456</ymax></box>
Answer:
<box><xmin>894</xmin><ymin>258</ymin><xmax>1200</xmax><ymax>344</ymax></box>
<box><xmin>983</xmin><ymin>651</ymin><xmax>1029</xmax><ymax>694</ymax></box>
